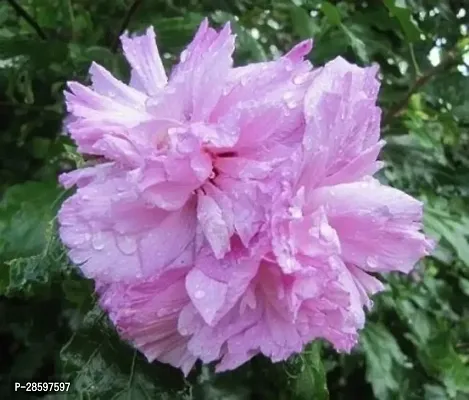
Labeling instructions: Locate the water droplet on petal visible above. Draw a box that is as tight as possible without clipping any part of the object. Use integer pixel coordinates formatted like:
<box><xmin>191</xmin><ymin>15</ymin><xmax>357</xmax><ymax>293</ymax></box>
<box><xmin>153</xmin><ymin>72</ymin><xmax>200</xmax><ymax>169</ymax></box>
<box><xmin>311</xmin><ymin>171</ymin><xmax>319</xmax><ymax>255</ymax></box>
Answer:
<box><xmin>84</xmin><ymin>232</ymin><xmax>92</xmax><ymax>242</ymax></box>
<box><xmin>240</xmin><ymin>76</ymin><xmax>248</xmax><ymax>86</ymax></box>
<box><xmin>144</xmin><ymin>199</ymin><xmax>156</xmax><ymax>209</ymax></box>
<box><xmin>116</xmin><ymin>183</ymin><xmax>126</xmax><ymax>192</ymax></box>
<box><xmin>168</xmin><ymin>127</ymin><xmax>187</xmax><ymax>135</ymax></box>
<box><xmin>179</xmin><ymin>328</ymin><xmax>188</xmax><ymax>336</ymax></box>
<box><xmin>180</xmin><ymin>50</ymin><xmax>188</xmax><ymax>62</ymax></box>
<box><xmin>289</xmin><ymin>206</ymin><xmax>302</xmax><ymax>219</ymax></box>
<box><xmin>365</xmin><ymin>256</ymin><xmax>378</xmax><ymax>269</ymax></box>
<box><xmin>82</xmin><ymin>195</ymin><xmax>90</xmax><ymax>201</ymax></box>
<box><xmin>157</xmin><ymin>308</ymin><xmax>167</xmax><ymax>317</ymax></box>
<box><xmin>91</xmin><ymin>231</ymin><xmax>105</xmax><ymax>250</ymax></box>
<box><xmin>194</xmin><ymin>290</ymin><xmax>205</xmax><ymax>299</ymax></box>
<box><xmin>116</xmin><ymin>235</ymin><xmax>137</xmax><ymax>255</ymax></box>
<box><xmin>293</xmin><ymin>72</ymin><xmax>309</xmax><ymax>85</ymax></box>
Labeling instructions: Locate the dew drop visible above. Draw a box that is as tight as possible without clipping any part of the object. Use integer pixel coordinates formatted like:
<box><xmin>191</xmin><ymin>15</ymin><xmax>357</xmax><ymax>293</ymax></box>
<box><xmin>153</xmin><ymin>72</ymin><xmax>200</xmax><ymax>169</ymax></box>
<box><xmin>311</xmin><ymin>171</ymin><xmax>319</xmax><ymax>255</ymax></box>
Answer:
<box><xmin>84</xmin><ymin>232</ymin><xmax>92</xmax><ymax>242</ymax></box>
<box><xmin>168</xmin><ymin>127</ymin><xmax>186</xmax><ymax>135</ymax></box>
<box><xmin>82</xmin><ymin>195</ymin><xmax>90</xmax><ymax>201</ymax></box>
<box><xmin>144</xmin><ymin>199</ymin><xmax>156</xmax><ymax>209</ymax></box>
<box><xmin>116</xmin><ymin>183</ymin><xmax>126</xmax><ymax>192</ymax></box>
<box><xmin>194</xmin><ymin>290</ymin><xmax>205</xmax><ymax>299</ymax></box>
<box><xmin>116</xmin><ymin>235</ymin><xmax>137</xmax><ymax>255</ymax></box>
<box><xmin>365</xmin><ymin>256</ymin><xmax>378</xmax><ymax>269</ymax></box>
<box><xmin>179</xmin><ymin>328</ymin><xmax>188</xmax><ymax>336</ymax></box>
<box><xmin>289</xmin><ymin>206</ymin><xmax>302</xmax><ymax>219</ymax></box>
<box><xmin>180</xmin><ymin>50</ymin><xmax>188</xmax><ymax>62</ymax></box>
<box><xmin>293</xmin><ymin>72</ymin><xmax>309</xmax><ymax>85</ymax></box>
<box><xmin>157</xmin><ymin>308</ymin><xmax>167</xmax><ymax>317</ymax></box>
<box><xmin>91</xmin><ymin>231</ymin><xmax>105</xmax><ymax>250</ymax></box>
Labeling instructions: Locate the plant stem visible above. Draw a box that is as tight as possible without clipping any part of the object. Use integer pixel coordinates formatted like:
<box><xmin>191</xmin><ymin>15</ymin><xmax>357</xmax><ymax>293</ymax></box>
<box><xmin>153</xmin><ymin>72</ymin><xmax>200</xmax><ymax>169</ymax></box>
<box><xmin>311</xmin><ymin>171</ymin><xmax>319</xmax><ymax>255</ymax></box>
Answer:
<box><xmin>382</xmin><ymin>49</ymin><xmax>460</xmax><ymax>126</ymax></box>
<box><xmin>5</xmin><ymin>0</ymin><xmax>47</xmax><ymax>39</ymax></box>
<box><xmin>112</xmin><ymin>0</ymin><xmax>144</xmax><ymax>52</ymax></box>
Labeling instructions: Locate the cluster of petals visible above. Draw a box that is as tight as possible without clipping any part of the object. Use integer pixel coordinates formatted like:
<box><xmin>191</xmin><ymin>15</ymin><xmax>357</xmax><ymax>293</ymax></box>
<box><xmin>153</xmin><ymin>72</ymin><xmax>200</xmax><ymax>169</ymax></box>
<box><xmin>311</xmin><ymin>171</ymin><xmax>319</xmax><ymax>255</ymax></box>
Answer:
<box><xmin>58</xmin><ymin>19</ymin><xmax>434</xmax><ymax>375</ymax></box>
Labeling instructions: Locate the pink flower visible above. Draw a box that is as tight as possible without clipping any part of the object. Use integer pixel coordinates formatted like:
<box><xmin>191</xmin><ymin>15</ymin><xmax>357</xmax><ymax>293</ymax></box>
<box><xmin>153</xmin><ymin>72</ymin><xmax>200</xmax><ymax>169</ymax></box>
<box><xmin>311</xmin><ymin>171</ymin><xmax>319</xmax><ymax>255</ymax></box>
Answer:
<box><xmin>59</xmin><ymin>19</ymin><xmax>314</xmax><ymax>282</ymax></box>
<box><xmin>59</xmin><ymin>20</ymin><xmax>434</xmax><ymax>375</ymax></box>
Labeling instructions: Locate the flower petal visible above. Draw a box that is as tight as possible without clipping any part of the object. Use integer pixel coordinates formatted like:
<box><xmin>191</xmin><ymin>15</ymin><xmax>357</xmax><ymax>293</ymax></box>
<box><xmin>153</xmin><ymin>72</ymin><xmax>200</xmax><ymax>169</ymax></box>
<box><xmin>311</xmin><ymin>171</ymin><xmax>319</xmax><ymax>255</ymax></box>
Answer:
<box><xmin>120</xmin><ymin>26</ymin><xmax>167</xmax><ymax>95</ymax></box>
<box><xmin>98</xmin><ymin>268</ymin><xmax>197</xmax><ymax>375</ymax></box>
<box><xmin>309</xmin><ymin>180</ymin><xmax>434</xmax><ymax>273</ymax></box>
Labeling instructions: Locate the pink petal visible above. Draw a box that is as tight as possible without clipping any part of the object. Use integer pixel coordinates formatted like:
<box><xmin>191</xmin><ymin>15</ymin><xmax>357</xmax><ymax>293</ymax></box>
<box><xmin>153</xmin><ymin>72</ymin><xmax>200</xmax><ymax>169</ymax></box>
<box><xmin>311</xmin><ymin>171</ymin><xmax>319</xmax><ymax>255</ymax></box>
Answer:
<box><xmin>65</xmin><ymin>81</ymin><xmax>151</xmax><ymax>127</ymax></box>
<box><xmin>309</xmin><ymin>180</ymin><xmax>434</xmax><ymax>273</ymax></box>
<box><xmin>58</xmin><ymin>175</ymin><xmax>197</xmax><ymax>282</ymax></box>
<box><xmin>89</xmin><ymin>62</ymin><xmax>147</xmax><ymax>106</ymax></box>
<box><xmin>164</xmin><ymin>20</ymin><xmax>235</xmax><ymax>122</ymax></box>
<box><xmin>197</xmin><ymin>192</ymin><xmax>231</xmax><ymax>258</ymax></box>
<box><xmin>185</xmin><ymin>268</ymin><xmax>228</xmax><ymax>325</ymax></box>
<box><xmin>303</xmin><ymin>57</ymin><xmax>381</xmax><ymax>183</ymax></box>
<box><xmin>98</xmin><ymin>268</ymin><xmax>197</xmax><ymax>375</ymax></box>
<box><xmin>120</xmin><ymin>26</ymin><xmax>167</xmax><ymax>95</ymax></box>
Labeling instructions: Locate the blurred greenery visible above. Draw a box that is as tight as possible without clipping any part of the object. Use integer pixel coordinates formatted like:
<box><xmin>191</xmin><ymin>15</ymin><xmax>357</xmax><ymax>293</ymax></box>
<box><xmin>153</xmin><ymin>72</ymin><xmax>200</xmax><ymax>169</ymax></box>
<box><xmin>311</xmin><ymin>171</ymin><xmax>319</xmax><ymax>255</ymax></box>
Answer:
<box><xmin>0</xmin><ymin>0</ymin><xmax>468</xmax><ymax>399</ymax></box>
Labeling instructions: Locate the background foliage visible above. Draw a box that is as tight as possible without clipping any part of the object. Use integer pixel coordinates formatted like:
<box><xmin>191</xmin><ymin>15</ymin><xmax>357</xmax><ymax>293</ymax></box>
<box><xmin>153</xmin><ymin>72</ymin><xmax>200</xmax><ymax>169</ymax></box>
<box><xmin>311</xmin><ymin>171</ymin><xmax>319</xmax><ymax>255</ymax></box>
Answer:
<box><xmin>1</xmin><ymin>0</ymin><xmax>468</xmax><ymax>399</ymax></box>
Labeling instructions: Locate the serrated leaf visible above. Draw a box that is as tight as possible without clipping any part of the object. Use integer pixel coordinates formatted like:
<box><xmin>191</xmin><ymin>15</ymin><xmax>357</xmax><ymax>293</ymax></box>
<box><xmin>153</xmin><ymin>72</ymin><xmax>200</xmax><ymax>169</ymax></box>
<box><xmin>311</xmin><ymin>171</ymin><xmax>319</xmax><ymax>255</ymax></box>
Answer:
<box><xmin>0</xmin><ymin>181</ymin><xmax>65</xmax><ymax>261</ymax></box>
<box><xmin>361</xmin><ymin>322</ymin><xmax>410</xmax><ymax>399</ymax></box>
<box><xmin>424</xmin><ymin>210</ymin><xmax>469</xmax><ymax>266</ymax></box>
<box><xmin>421</xmin><ymin>331</ymin><xmax>469</xmax><ymax>397</ymax></box>
<box><xmin>293</xmin><ymin>341</ymin><xmax>329</xmax><ymax>400</ymax></box>
<box><xmin>58</xmin><ymin>307</ymin><xmax>190</xmax><ymax>400</ymax></box>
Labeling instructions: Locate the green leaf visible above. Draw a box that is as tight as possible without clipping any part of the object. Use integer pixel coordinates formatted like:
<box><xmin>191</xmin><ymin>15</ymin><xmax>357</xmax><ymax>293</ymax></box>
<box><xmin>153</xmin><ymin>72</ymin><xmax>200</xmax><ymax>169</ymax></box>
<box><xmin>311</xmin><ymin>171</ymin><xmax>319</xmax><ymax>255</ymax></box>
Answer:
<box><xmin>321</xmin><ymin>2</ymin><xmax>342</xmax><ymax>26</ymax></box>
<box><xmin>58</xmin><ymin>307</ymin><xmax>190</xmax><ymax>399</ymax></box>
<box><xmin>424</xmin><ymin>210</ymin><xmax>469</xmax><ymax>266</ymax></box>
<box><xmin>0</xmin><ymin>182</ymin><xmax>65</xmax><ymax>262</ymax></box>
<box><xmin>341</xmin><ymin>25</ymin><xmax>369</xmax><ymax>62</ymax></box>
<box><xmin>421</xmin><ymin>330</ymin><xmax>469</xmax><ymax>397</ymax></box>
<box><xmin>293</xmin><ymin>341</ymin><xmax>329</xmax><ymax>400</ymax></box>
<box><xmin>383</xmin><ymin>0</ymin><xmax>421</xmax><ymax>42</ymax></box>
<box><xmin>290</xmin><ymin>6</ymin><xmax>317</xmax><ymax>39</ymax></box>
<box><xmin>361</xmin><ymin>322</ymin><xmax>411</xmax><ymax>399</ymax></box>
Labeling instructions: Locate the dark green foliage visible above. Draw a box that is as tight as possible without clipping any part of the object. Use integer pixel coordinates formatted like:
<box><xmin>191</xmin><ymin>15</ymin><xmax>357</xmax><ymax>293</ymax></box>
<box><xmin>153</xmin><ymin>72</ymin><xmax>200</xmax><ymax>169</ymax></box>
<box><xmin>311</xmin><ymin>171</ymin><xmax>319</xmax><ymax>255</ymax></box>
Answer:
<box><xmin>0</xmin><ymin>0</ymin><xmax>468</xmax><ymax>399</ymax></box>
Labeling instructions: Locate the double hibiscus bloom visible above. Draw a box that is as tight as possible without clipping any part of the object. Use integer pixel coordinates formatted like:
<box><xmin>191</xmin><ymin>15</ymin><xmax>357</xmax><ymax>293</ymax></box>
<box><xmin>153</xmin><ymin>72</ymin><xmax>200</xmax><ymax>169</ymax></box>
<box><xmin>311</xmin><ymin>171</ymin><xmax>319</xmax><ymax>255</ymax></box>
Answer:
<box><xmin>58</xmin><ymin>19</ymin><xmax>433</xmax><ymax>374</ymax></box>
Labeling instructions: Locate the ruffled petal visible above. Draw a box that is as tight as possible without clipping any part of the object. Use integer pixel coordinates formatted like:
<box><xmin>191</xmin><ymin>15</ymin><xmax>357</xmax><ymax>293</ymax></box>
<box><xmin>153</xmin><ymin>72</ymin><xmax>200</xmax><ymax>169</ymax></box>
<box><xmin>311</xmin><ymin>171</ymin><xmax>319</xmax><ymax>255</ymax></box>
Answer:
<box><xmin>120</xmin><ymin>26</ymin><xmax>167</xmax><ymax>95</ymax></box>
<box><xmin>98</xmin><ymin>268</ymin><xmax>197</xmax><ymax>375</ymax></box>
<box><xmin>65</xmin><ymin>81</ymin><xmax>151</xmax><ymax>127</ymax></box>
<box><xmin>158</xmin><ymin>19</ymin><xmax>235</xmax><ymax>123</ymax></box>
<box><xmin>196</xmin><ymin>190</ymin><xmax>232</xmax><ymax>259</ymax></box>
<box><xmin>308</xmin><ymin>179</ymin><xmax>434</xmax><ymax>273</ymax></box>
<box><xmin>58</xmin><ymin>174</ymin><xmax>197</xmax><ymax>282</ymax></box>
<box><xmin>303</xmin><ymin>57</ymin><xmax>382</xmax><ymax>184</ymax></box>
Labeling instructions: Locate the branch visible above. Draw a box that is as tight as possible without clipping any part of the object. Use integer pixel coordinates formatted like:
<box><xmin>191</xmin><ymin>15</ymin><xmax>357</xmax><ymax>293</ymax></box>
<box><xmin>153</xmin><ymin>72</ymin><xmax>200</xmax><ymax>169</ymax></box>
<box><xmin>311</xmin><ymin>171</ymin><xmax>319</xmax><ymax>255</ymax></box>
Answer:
<box><xmin>382</xmin><ymin>49</ymin><xmax>460</xmax><ymax>126</ymax></box>
<box><xmin>6</xmin><ymin>0</ymin><xmax>47</xmax><ymax>40</ymax></box>
<box><xmin>111</xmin><ymin>0</ymin><xmax>143</xmax><ymax>52</ymax></box>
